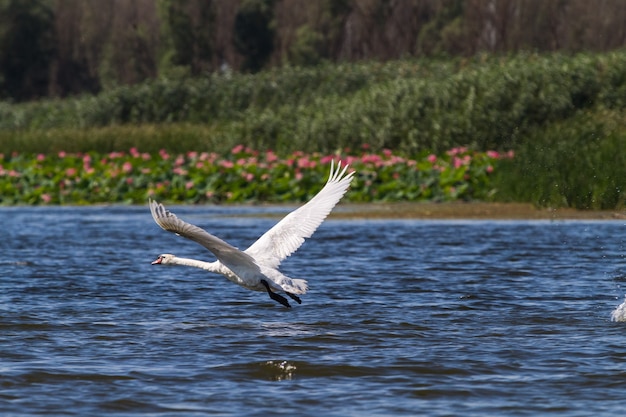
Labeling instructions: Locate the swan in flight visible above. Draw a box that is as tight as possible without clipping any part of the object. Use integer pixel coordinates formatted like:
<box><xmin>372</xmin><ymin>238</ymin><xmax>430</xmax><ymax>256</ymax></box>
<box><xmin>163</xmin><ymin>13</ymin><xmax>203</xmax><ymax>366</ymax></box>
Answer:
<box><xmin>149</xmin><ymin>161</ymin><xmax>354</xmax><ymax>307</ymax></box>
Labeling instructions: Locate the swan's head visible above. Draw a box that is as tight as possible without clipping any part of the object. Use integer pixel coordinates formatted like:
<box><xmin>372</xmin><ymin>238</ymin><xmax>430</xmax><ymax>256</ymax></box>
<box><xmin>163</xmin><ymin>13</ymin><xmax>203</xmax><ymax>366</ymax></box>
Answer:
<box><xmin>152</xmin><ymin>253</ymin><xmax>176</xmax><ymax>265</ymax></box>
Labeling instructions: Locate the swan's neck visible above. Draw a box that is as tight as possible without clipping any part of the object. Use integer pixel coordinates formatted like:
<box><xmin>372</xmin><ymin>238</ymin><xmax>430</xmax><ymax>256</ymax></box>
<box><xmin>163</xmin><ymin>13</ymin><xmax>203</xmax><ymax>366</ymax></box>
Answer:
<box><xmin>170</xmin><ymin>256</ymin><xmax>221</xmax><ymax>273</ymax></box>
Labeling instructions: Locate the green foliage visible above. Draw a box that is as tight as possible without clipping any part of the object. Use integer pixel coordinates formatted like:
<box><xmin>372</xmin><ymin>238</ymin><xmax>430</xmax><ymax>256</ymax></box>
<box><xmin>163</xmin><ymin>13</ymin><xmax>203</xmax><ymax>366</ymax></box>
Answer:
<box><xmin>491</xmin><ymin>109</ymin><xmax>626</xmax><ymax>210</ymax></box>
<box><xmin>0</xmin><ymin>0</ymin><xmax>55</xmax><ymax>100</ymax></box>
<box><xmin>1</xmin><ymin>51</ymin><xmax>626</xmax><ymax>210</ymax></box>
<box><xmin>0</xmin><ymin>147</ymin><xmax>508</xmax><ymax>205</ymax></box>
<box><xmin>158</xmin><ymin>0</ymin><xmax>214</xmax><ymax>75</ymax></box>
<box><xmin>233</xmin><ymin>0</ymin><xmax>275</xmax><ymax>72</ymax></box>
<box><xmin>288</xmin><ymin>25</ymin><xmax>324</xmax><ymax>67</ymax></box>
<box><xmin>1</xmin><ymin>51</ymin><xmax>625</xmax><ymax>157</ymax></box>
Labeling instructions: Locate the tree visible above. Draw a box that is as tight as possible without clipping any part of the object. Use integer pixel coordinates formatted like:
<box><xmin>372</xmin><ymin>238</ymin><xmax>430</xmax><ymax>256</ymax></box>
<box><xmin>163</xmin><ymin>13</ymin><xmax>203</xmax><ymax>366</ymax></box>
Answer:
<box><xmin>51</xmin><ymin>0</ymin><xmax>101</xmax><ymax>97</ymax></box>
<box><xmin>233</xmin><ymin>0</ymin><xmax>275</xmax><ymax>72</ymax></box>
<box><xmin>159</xmin><ymin>0</ymin><xmax>215</xmax><ymax>75</ymax></box>
<box><xmin>0</xmin><ymin>0</ymin><xmax>55</xmax><ymax>100</ymax></box>
<box><xmin>98</xmin><ymin>0</ymin><xmax>160</xmax><ymax>88</ymax></box>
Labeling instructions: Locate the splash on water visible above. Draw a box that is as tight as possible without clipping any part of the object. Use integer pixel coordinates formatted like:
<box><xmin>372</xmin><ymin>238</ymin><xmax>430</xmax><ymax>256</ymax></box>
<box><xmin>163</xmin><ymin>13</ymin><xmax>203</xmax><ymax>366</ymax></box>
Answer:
<box><xmin>261</xmin><ymin>360</ymin><xmax>297</xmax><ymax>381</ymax></box>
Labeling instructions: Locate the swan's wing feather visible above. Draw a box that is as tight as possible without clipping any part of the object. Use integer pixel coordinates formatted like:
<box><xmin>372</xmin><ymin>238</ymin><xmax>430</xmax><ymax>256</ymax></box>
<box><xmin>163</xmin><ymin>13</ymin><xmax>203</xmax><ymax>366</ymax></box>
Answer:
<box><xmin>150</xmin><ymin>199</ymin><xmax>260</xmax><ymax>274</ymax></box>
<box><xmin>245</xmin><ymin>161</ymin><xmax>354</xmax><ymax>268</ymax></box>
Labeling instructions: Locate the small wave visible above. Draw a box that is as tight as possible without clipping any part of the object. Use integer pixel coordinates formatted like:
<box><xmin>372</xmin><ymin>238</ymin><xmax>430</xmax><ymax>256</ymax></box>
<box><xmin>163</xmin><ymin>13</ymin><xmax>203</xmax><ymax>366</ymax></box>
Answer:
<box><xmin>2</xmin><ymin>260</ymin><xmax>33</xmax><ymax>266</ymax></box>
<box><xmin>215</xmin><ymin>360</ymin><xmax>386</xmax><ymax>381</ymax></box>
<box><xmin>6</xmin><ymin>370</ymin><xmax>136</xmax><ymax>385</ymax></box>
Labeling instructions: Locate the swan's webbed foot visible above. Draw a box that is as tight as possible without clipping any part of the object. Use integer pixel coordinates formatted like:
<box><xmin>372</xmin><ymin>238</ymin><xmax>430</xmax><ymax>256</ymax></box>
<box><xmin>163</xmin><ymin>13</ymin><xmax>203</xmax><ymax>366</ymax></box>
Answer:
<box><xmin>260</xmin><ymin>280</ymin><xmax>291</xmax><ymax>308</ymax></box>
<box><xmin>285</xmin><ymin>292</ymin><xmax>302</xmax><ymax>304</ymax></box>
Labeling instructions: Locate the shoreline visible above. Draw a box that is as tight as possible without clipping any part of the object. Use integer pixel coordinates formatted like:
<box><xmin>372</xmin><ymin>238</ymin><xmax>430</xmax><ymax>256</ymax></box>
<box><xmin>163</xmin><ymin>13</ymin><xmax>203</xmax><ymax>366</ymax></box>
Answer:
<box><xmin>332</xmin><ymin>202</ymin><xmax>626</xmax><ymax>220</ymax></box>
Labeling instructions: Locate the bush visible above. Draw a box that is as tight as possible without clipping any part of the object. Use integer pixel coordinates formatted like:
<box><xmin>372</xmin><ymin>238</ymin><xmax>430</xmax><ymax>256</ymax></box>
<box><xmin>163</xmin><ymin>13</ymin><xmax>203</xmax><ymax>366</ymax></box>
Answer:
<box><xmin>2</xmin><ymin>51</ymin><xmax>626</xmax><ymax>156</ymax></box>
<box><xmin>491</xmin><ymin>109</ymin><xmax>626</xmax><ymax>210</ymax></box>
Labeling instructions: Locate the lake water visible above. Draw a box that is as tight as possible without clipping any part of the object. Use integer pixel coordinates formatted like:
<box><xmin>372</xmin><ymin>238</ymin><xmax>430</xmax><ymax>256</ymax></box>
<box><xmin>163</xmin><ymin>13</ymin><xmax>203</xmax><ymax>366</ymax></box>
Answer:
<box><xmin>2</xmin><ymin>205</ymin><xmax>626</xmax><ymax>416</ymax></box>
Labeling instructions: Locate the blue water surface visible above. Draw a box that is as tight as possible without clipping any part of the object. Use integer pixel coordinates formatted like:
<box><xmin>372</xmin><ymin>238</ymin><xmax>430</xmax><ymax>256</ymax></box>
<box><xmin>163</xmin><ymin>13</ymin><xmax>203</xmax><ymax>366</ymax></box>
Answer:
<box><xmin>1</xmin><ymin>205</ymin><xmax>626</xmax><ymax>416</ymax></box>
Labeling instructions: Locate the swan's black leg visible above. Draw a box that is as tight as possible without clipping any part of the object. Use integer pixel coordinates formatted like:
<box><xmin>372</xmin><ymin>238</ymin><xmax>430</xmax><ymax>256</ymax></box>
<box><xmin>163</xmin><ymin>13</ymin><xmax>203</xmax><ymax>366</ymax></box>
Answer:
<box><xmin>285</xmin><ymin>292</ymin><xmax>302</xmax><ymax>304</ymax></box>
<box><xmin>260</xmin><ymin>280</ymin><xmax>291</xmax><ymax>308</ymax></box>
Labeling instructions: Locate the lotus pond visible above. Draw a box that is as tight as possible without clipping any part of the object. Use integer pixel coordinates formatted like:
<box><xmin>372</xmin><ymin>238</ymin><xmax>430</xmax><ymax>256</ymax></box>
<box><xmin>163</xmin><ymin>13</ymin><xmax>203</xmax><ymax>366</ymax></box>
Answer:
<box><xmin>0</xmin><ymin>146</ymin><xmax>512</xmax><ymax>205</ymax></box>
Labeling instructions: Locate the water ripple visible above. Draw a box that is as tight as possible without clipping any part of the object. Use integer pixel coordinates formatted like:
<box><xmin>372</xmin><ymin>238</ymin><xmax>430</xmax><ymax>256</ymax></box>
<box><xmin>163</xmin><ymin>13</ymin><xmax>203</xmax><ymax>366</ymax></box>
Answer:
<box><xmin>1</xmin><ymin>207</ymin><xmax>626</xmax><ymax>416</ymax></box>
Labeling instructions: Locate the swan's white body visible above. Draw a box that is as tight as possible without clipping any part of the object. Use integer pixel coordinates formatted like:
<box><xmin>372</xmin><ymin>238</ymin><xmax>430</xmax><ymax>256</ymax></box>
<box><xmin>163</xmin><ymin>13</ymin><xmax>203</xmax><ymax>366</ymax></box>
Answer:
<box><xmin>150</xmin><ymin>161</ymin><xmax>354</xmax><ymax>307</ymax></box>
<box><xmin>611</xmin><ymin>297</ymin><xmax>626</xmax><ymax>322</ymax></box>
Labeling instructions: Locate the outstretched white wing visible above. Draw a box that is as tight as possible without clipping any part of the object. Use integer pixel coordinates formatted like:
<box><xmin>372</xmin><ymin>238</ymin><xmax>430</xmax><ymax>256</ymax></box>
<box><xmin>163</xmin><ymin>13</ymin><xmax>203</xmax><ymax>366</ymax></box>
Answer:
<box><xmin>149</xmin><ymin>199</ymin><xmax>261</xmax><ymax>276</ymax></box>
<box><xmin>245</xmin><ymin>161</ymin><xmax>354</xmax><ymax>269</ymax></box>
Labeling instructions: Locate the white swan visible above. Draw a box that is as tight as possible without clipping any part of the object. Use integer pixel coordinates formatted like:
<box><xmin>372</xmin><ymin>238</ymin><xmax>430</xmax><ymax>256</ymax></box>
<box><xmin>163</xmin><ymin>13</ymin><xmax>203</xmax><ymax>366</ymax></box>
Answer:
<box><xmin>149</xmin><ymin>161</ymin><xmax>355</xmax><ymax>307</ymax></box>
<box><xmin>611</xmin><ymin>297</ymin><xmax>626</xmax><ymax>322</ymax></box>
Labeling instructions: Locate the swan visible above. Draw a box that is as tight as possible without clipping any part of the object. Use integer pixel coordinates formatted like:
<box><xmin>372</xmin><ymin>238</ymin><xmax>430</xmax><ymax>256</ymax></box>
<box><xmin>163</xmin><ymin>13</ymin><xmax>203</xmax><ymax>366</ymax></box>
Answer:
<box><xmin>611</xmin><ymin>297</ymin><xmax>626</xmax><ymax>322</ymax></box>
<box><xmin>149</xmin><ymin>161</ymin><xmax>355</xmax><ymax>307</ymax></box>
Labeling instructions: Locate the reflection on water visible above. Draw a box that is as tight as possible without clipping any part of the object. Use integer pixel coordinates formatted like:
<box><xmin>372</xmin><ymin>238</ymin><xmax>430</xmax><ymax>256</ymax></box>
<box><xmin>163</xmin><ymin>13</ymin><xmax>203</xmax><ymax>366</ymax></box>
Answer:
<box><xmin>1</xmin><ymin>206</ymin><xmax>626</xmax><ymax>416</ymax></box>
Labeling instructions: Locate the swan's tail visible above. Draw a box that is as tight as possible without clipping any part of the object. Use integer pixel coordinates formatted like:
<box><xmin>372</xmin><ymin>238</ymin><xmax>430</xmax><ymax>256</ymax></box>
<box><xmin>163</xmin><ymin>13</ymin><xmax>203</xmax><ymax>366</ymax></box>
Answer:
<box><xmin>274</xmin><ymin>276</ymin><xmax>308</xmax><ymax>295</ymax></box>
<box><xmin>283</xmin><ymin>278</ymin><xmax>308</xmax><ymax>295</ymax></box>
<box><xmin>262</xmin><ymin>269</ymin><xmax>308</xmax><ymax>294</ymax></box>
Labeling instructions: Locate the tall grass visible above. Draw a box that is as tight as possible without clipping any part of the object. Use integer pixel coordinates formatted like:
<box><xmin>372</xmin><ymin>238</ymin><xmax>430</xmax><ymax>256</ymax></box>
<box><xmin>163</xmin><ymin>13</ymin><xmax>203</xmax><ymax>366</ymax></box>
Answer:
<box><xmin>0</xmin><ymin>124</ymin><xmax>225</xmax><ymax>154</ymax></box>
<box><xmin>1</xmin><ymin>51</ymin><xmax>625</xmax><ymax>155</ymax></box>
<box><xmin>491</xmin><ymin>109</ymin><xmax>626</xmax><ymax>210</ymax></box>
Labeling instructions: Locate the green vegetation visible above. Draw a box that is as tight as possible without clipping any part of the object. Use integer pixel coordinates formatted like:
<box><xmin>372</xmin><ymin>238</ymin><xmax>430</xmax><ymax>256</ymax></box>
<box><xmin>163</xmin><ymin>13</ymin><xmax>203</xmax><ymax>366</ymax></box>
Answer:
<box><xmin>0</xmin><ymin>147</ymin><xmax>507</xmax><ymax>205</ymax></box>
<box><xmin>1</xmin><ymin>51</ymin><xmax>625</xmax><ymax>209</ymax></box>
<box><xmin>492</xmin><ymin>109</ymin><xmax>626</xmax><ymax>210</ymax></box>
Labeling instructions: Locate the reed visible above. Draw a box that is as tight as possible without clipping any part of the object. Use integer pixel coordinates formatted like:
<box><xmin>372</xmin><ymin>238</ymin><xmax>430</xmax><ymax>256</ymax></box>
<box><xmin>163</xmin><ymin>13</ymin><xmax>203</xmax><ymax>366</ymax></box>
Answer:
<box><xmin>491</xmin><ymin>109</ymin><xmax>626</xmax><ymax>210</ymax></box>
<box><xmin>1</xmin><ymin>51</ymin><xmax>625</xmax><ymax>156</ymax></box>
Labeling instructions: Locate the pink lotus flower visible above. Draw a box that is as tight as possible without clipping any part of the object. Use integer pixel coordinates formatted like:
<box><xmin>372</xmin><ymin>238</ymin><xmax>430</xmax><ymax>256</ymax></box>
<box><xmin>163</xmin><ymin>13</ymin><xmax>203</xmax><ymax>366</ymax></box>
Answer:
<box><xmin>265</xmin><ymin>151</ymin><xmax>278</xmax><ymax>163</ymax></box>
<box><xmin>361</xmin><ymin>154</ymin><xmax>382</xmax><ymax>165</ymax></box>
<box><xmin>231</xmin><ymin>144</ymin><xmax>245</xmax><ymax>154</ymax></box>
<box><xmin>427</xmin><ymin>154</ymin><xmax>437</xmax><ymax>163</ymax></box>
<box><xmin>320</xmin><ymin>155</ymin><xmax>335</xmax><ymax>164</ymax></box>
<box><xmin>447</xmin><ymin>147</ymin><xmax>468</xmax><ymax>156</ymax></box>
<box><xmin>41</xmin><ymin>193</ymin><xmax>51</xmax><ymax>203</ymax></box>
<box><xmin>37</xmin><ymin>154</ymin><xmax>45</xmax><ymax>161</ymax></box>
<box><xmin>297</xmin><ymin>157</ymin><xmax>316</xmax><ymax>169</ymax></box>
<box><xmin>122</xmin><ymin>162</ymin><xmax>133</xmax><ymax>173</ymax></box>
